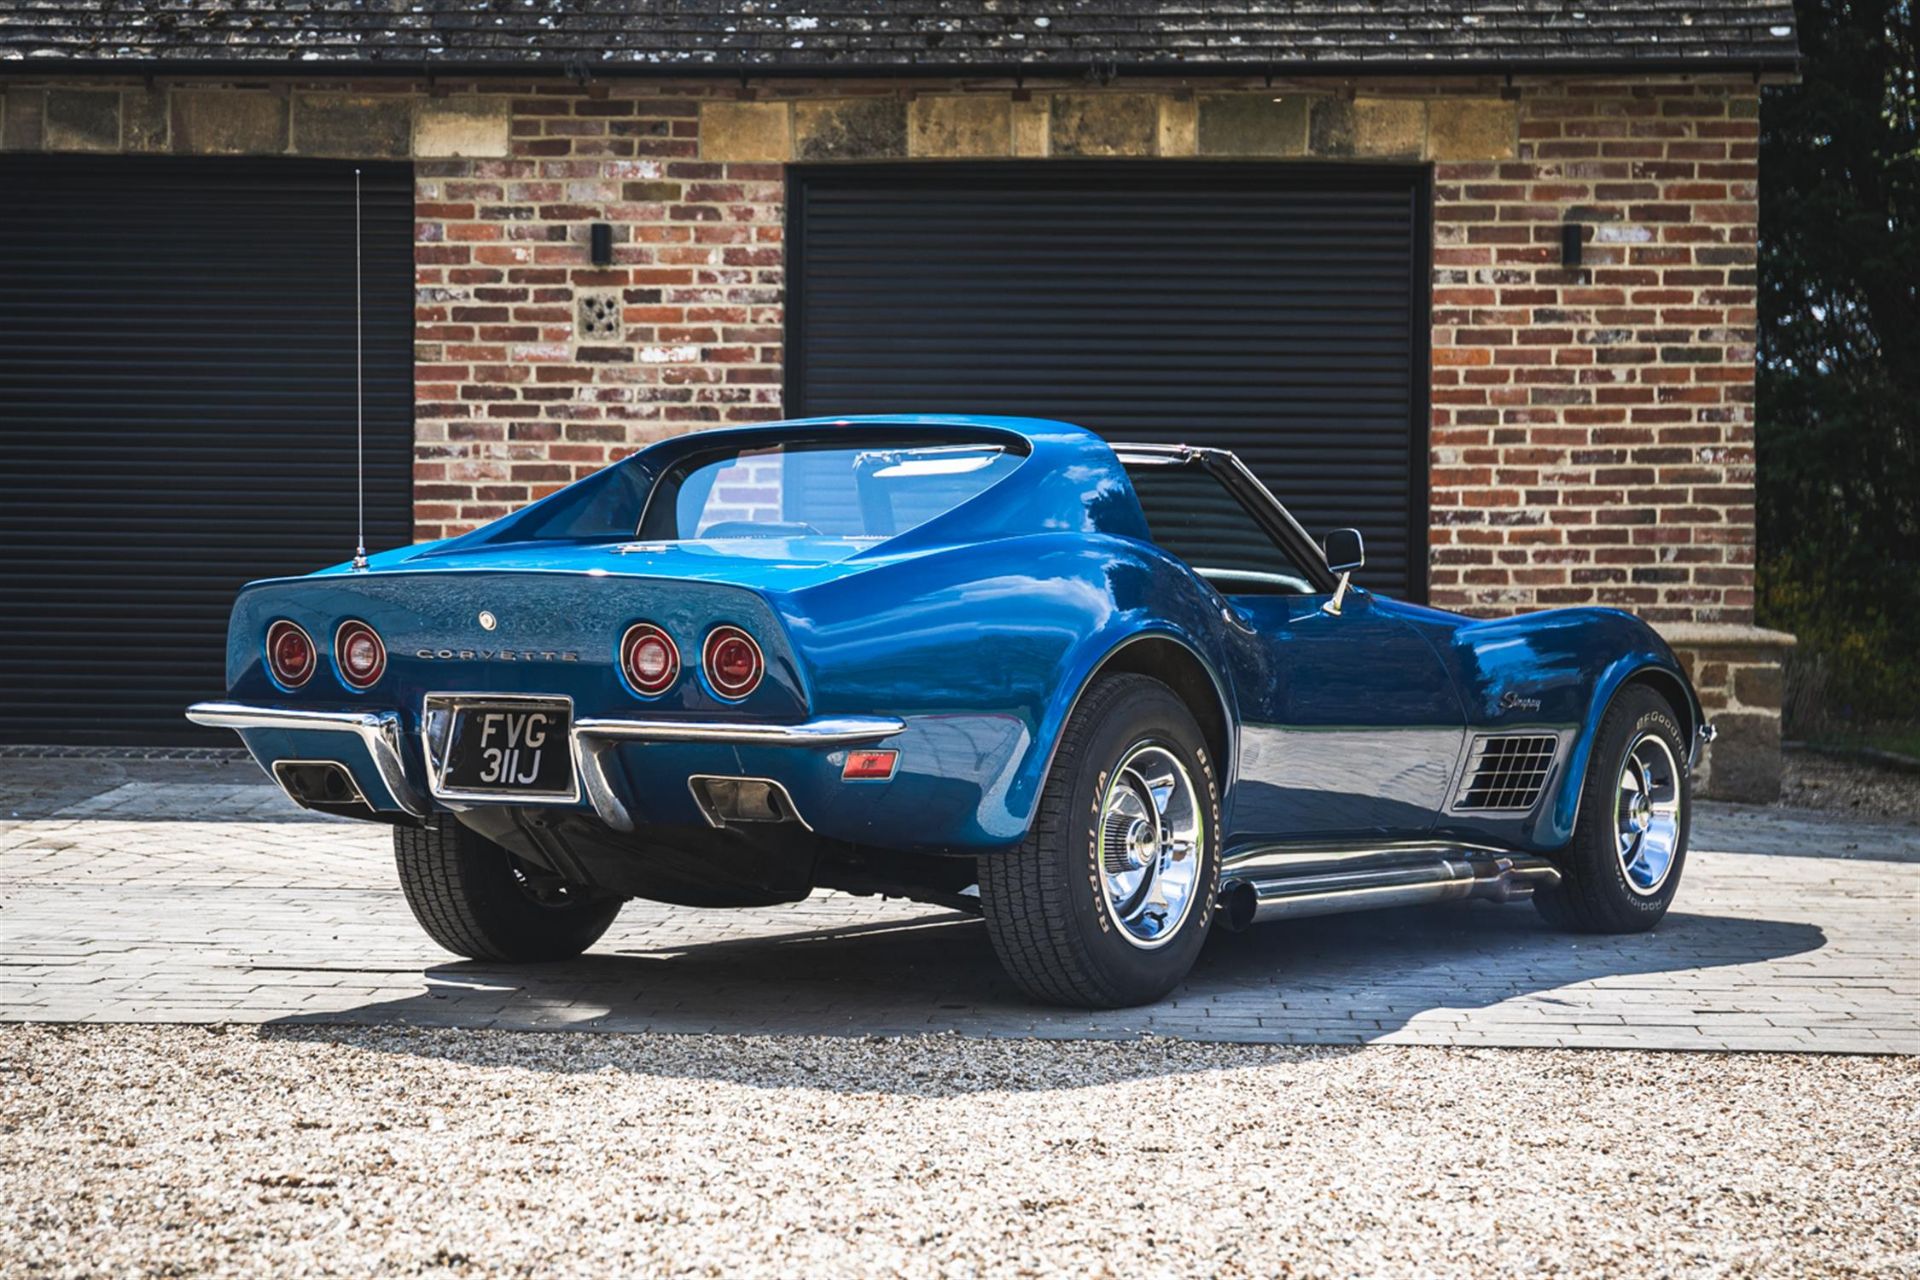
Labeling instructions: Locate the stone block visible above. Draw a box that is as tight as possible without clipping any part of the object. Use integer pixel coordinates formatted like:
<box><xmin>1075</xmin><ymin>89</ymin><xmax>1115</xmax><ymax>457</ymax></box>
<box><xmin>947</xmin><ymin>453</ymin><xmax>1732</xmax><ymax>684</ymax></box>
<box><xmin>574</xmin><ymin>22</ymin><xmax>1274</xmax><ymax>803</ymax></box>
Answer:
<box><xmin>1049</xmin><ymin>93</ymin><xmax>1157</xmax><ymax>157</ymax></box>
<box><xmin>295</xmin><ymin>93</ymin><xmax>413</xmax><ymax>158</ymax></box>
<box><xmin>908</xmin><ymin>94</ymin><xmax>1010</xmax><ymax>157</ymax></box>
<box><xmin>1011</xmin><ymin>96</ymin><xmax>1049</xmax><ymax>156</ymax></box>
<box><xmin>173</xmin><ymin>90</ymin><xmax>289</xmax><ymax>155</ymax></box>
<box><xmin>794</xmin><ymin>97</ymin><xmax>906</xmax><ymax>160</ymax></box>
<box><xmin>1310</xmin><ymin>97</ymin><xmax>1426</xmax><ymax>158</ymax></box>
<box><xmin>621</xmin><ymin>180</ymin><xmax>683</xmax><ymax>202</ymax></box>
<box><xmin>1650</xmin><ymin>623</ymin><xmax>1793</xmax><ymax>803</ymax></box>
<box><xmin>123</xmin><ymin>88</ymin><xmax>169</xmax><ymax>151</ymax></box>
<box><xmin>699</xmin><ymin>101</ymin><xmax>790</xmax><ymax>162</ymax></box>
<box><xmin>1157</xmin><ymin>95</ymin><xmax>1197</xmax><ymax>157</ymax></box>
<box><xmin>414</xmin><ymin>95</ymin><xmax>510</xmax><ymax>158</ymax></box>
<box><xmin>1700</xmin><ymin>711</ymin><xmax>1781</xmax><ymax>803</ymax></box>
<box><xmin>1198</xmin><ymin>95</ymin><xmax>1308</xmax><ymax>156</ymax></box>
<box><xmin>1733</xmin><ymin>663</ymin><xmax>1783</xmax><ymax>709</ymax></box>
<box><xmin>44</xmin><ymin>90</ymin><xmax>120</xmax><ymax>151</ymax></box>
<box><xmin>1427</xmin><ymin>98</ymin><xmax>1517</xmax><ymax>161</ymax></box>
<box><xmin>1</xmin><ymin>89</ymin><xmax>45</xmax><ymax>150</ymax></box>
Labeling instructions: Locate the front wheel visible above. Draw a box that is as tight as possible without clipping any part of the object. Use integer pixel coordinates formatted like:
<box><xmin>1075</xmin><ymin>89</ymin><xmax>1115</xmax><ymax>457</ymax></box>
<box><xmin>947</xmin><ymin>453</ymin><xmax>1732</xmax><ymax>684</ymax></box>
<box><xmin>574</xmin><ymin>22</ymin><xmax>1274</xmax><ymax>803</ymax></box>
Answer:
<box><xmin>1535</xmin><ymin>684</ymin><xmax>1691</xmax><ymax>933</ymax></box>
<box><xmin>978</xmin><ymin>674</ymin><xmax>1222</xmax><ymax>1008</ymax></box>
<box><xmin>394</xmin><ymin>816</ymin><xmax>623</xmax><ymax>961</ymax></box>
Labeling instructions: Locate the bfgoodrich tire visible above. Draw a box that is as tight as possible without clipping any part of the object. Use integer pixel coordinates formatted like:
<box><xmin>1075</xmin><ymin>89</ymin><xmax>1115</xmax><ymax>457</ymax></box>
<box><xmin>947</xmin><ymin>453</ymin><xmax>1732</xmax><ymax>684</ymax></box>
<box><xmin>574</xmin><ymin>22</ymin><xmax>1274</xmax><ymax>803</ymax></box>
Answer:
<box><xmin>1535</xmin><ymin>684</ymin><xmax>1692</xmax><ymax>934</ymax></box>
<box><xmin>978</xmin><ymin>674</ymin><xmax>1222</xmax><ymax>1008</ymax></box>
<box><xmin>394</xmin><ymin>816</ymin><xmax>623</xmax><ymax>961</ymax></box>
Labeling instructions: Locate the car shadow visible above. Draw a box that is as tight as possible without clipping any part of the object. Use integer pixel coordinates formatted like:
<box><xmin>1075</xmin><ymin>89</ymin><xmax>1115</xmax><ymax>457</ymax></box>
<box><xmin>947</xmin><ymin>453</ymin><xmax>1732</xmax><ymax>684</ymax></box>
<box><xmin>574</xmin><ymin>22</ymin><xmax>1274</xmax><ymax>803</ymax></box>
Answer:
<box><xmin>264</xmin><ymin>899</ymin><xmax>1828</xmax><ymax>1082</ymax></box>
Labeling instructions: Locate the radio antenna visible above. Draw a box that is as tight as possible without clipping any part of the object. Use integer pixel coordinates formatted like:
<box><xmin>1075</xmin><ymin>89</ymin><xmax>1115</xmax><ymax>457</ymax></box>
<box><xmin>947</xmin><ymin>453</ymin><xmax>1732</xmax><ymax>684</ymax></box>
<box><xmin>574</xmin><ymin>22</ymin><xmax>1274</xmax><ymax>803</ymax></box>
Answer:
<box><xmin>351</xmin><ymin>167</ymin><xmax>369</xmax><ymax>572</ymax></box>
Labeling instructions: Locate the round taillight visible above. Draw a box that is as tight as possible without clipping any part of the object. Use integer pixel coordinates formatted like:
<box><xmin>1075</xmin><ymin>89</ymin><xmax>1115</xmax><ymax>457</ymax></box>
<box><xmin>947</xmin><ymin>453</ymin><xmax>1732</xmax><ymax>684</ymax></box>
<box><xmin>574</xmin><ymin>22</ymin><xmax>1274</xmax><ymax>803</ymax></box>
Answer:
<box><xmin>334</xmin><ymin>620</ymin><xmax>386</xmax><ymax>690</ymax></box>
<box><xmin>620</xmin><ymin>622</ymin><xmax>680</xmax><ymax>697</ymax></box>
<box><xmin>703</xmin><ymin>626</ymin><xmax>763</xmax><ymax>700</ymax></box>
<box><xmin>265</xmin><ymin>620</ymin><xmax>316</xmax><ymax>688</ymax></box>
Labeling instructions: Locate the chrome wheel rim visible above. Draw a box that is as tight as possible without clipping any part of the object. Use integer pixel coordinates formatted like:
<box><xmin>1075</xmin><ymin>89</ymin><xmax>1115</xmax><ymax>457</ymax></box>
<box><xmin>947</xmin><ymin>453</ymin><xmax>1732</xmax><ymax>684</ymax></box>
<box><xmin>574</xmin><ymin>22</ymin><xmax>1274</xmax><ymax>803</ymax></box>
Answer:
<box><xmin>1614</xmin><ymin>732</ymin><xmax>1683</xmax><ymax>896</ymax></box>
<box><xmin>1096</xmin><ymin>742</ymin><xmax>1203</xmax><ymax>949</ymax></box>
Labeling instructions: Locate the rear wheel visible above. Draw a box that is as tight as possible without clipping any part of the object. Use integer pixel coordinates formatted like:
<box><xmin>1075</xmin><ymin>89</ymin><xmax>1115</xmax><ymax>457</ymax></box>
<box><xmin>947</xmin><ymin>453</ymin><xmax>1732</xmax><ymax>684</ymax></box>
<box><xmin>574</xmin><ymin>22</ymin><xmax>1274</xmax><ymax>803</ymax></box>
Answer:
<box><xmin>1535</xmin><ymin>685</ymin><xmax>1691</xmax><ymax>933</ymax></box>
<box><xmin>394</xmin><ymin>816</ymin><xmax>622</xmax><ymax>961</ymax></box>
<box><xmin>978</xmin><ymin>674</ymin><xmax>1221</xmax><ymax>1008</ymax></box>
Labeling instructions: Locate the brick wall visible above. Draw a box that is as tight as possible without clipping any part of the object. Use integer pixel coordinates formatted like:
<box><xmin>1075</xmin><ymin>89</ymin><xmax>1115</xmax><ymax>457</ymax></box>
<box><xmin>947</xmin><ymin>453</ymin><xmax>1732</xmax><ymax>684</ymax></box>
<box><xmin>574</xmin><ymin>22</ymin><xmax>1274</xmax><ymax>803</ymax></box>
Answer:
<box><xmin>1428</xmin><ymin>80</ymin><xmax>1759</xmax><ymax>627</ymax></box>
<box><xmin>0</xmin><ymin>72</ymin><xmax>1786</xmax><ymax>795</ymax></box>
<box><xmin>0</xmin><ymin>74</ymin><xmax>1763</xmax><ymax>596</ymax></box>
<box><xmin>410</xmin><ymin>88</ymin><xmax>787</xmax><ymax>539</ymax></box>
<box><xmin>405</xmin><ymin>75</ymin><xmax>1762</xmax><ymax>587</ymax></box>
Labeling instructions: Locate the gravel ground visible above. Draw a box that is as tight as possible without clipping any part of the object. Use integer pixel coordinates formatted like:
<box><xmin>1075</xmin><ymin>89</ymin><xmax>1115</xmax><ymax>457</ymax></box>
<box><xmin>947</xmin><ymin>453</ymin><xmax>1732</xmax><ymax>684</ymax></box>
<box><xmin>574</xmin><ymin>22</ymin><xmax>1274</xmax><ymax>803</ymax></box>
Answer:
<box><xmin>1781</xmin><ymin>748</ymin><xmax>1920</xmax><ymax>825</ymax></box>
<box><xmin>2</xmin><ymin>1026</ymin><xmax>1914</xmax><ymax>1278</ymax></box>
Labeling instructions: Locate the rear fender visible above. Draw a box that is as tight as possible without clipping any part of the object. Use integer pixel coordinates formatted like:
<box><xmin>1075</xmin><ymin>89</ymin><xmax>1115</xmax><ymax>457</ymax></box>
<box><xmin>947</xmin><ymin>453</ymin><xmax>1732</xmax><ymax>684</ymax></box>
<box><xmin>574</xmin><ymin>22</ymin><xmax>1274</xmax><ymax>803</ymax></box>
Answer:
<box><xmin>786</xmin><ymin>535</ymin><xmax>1236</xmax><ymax>849</ymax></box>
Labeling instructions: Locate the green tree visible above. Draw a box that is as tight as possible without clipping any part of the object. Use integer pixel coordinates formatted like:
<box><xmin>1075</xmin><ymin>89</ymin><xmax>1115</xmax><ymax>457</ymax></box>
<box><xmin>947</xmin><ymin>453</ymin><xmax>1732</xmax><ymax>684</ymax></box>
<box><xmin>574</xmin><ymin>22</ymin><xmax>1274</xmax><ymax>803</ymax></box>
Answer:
<box><xmin>1758</xmin><ymin>0</ymin><xmax>1920</xmax><ymax>726</ymax></box>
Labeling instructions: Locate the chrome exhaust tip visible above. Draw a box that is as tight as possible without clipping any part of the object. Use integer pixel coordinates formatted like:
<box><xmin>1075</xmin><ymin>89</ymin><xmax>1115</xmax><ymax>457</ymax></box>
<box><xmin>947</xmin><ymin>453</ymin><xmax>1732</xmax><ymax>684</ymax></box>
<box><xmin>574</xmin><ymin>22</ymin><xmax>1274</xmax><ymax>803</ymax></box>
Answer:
<box><xmin>687</xmin><ymin>775</ymin><xmax>812</xmax><ymax>830</ymax></box>
<box><xmin>272</xmin><ymin>760</ymin><xmax>364</xmax><ymax>808</ymax></box>
<box><xmin>1218</xmin><ymin>879</ymin><xmax>1259</xmax><ymax>933</ymax></box>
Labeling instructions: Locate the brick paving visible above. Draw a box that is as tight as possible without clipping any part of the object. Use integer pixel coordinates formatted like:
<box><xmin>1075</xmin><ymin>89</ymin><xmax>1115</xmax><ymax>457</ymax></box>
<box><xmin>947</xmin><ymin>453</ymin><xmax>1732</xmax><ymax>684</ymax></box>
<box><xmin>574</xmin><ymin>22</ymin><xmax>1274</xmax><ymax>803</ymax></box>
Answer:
<box><xmin>1</xmin><ymin>759</ymin><xmax>1914</xmax><ymax>1052</ymax></box>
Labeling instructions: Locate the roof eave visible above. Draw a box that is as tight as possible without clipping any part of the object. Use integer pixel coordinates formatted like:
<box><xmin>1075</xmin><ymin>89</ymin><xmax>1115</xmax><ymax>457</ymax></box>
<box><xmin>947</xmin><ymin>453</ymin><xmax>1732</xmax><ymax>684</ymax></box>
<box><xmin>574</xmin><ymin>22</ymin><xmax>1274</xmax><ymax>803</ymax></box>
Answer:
<box><xmin>0</xmin><ymin>52</ymin><xmax>1804</xmax><ymax>82</ymax></box>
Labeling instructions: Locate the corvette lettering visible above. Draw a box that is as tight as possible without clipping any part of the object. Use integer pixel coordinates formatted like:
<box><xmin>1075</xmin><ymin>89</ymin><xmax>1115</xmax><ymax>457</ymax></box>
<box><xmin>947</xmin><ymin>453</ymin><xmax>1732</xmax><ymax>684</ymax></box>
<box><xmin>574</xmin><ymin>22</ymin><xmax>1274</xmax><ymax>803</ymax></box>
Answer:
<box><xmin>414</xmin><ymin>648</ymin><xmax>579</xmax><ymax>662</ymax></box>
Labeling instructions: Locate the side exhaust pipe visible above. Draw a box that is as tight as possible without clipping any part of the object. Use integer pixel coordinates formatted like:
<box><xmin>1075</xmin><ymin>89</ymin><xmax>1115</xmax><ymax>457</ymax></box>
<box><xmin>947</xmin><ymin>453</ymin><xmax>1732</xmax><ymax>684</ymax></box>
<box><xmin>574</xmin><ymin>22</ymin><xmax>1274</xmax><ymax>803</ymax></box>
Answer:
<box><xmin>1217</xmin><ymin>853</ymin><xmax>1560</xmax><ymax>931</ymax></box>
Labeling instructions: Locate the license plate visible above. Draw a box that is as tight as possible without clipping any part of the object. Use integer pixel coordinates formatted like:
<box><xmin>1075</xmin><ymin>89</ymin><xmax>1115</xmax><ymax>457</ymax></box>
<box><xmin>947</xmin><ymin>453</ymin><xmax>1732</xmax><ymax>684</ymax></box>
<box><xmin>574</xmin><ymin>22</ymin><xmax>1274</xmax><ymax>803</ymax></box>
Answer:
<box><xmin>425</xmin><ymin>697</ymin><xmax>575</xmax><ymax>801</ymax></box>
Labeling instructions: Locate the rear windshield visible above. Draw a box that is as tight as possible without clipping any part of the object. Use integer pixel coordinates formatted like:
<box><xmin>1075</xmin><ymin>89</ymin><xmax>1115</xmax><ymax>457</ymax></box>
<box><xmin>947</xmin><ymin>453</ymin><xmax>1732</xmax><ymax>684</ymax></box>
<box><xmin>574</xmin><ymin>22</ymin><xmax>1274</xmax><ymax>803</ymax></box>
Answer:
<box><xmin>639</xmin><ymin>436</ymin><xmax>1024</xmax><ymax>542</ymax></box>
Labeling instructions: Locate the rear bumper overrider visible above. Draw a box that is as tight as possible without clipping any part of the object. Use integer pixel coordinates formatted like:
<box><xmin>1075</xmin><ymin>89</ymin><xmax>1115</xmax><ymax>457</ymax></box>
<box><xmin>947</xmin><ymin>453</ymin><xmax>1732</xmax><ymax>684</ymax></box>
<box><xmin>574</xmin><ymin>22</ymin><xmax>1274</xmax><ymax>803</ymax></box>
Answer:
<box><xmin>185</xmin><ymin>702</ymin><xmax>428</xmax><ymax>817</ymax></box>
<box><xmin>186</xmin><ymin>700</ymin><xmax>903</xmax><ymax>830</ymax></box>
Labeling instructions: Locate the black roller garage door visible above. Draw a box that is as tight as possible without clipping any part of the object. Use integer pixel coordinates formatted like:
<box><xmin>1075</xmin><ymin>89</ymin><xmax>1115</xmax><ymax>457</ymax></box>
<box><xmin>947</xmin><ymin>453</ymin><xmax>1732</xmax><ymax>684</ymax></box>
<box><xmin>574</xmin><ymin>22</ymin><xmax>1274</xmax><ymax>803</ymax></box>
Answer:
<box><xmin>0</xmin><ymin>157</ymin><xmax>414</xmax><ymax>745</ymax></box>
<box><xmin>787</xmin><ymin>161</ymin><xmax>1429</xmax><ymax>600</ymax></box>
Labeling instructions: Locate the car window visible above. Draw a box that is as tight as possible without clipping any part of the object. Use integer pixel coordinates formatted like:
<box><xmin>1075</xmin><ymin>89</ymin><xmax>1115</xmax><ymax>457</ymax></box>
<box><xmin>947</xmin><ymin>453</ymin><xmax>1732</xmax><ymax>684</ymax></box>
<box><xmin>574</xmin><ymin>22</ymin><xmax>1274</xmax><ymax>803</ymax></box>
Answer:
<box><xmin>1124</xmin><ymin>464</ymin><xmax>1319</xmax><ymax>595</ymax></box>
<box><xmin>644</xmin><ymin>438</ymin><xmax>1023</xmax><ymax>541</ymax></box>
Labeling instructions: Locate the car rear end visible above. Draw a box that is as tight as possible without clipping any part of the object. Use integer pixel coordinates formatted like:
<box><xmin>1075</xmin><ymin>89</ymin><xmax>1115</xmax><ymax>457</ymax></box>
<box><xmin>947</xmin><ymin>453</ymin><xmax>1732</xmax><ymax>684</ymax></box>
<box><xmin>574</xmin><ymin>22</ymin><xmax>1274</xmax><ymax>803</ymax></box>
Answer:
<box><xmin>190</xmin><ymin>556</ymin><xmax>916</xmax><ymax>837</ymax></box>
<box><xmin>187</xmin><ymin>421</ymin><xmax>1054</xmax><ymax>848</ymax></box>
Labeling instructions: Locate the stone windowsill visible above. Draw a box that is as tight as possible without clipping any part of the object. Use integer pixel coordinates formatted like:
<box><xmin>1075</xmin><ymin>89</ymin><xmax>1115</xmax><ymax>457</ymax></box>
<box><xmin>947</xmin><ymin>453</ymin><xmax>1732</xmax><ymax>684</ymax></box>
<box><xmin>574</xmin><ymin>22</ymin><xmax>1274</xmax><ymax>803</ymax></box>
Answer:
<box><xmin>1652</xmin><ymin>622</ymin><xmax>1798</xmax><ymax>649</ymax></box>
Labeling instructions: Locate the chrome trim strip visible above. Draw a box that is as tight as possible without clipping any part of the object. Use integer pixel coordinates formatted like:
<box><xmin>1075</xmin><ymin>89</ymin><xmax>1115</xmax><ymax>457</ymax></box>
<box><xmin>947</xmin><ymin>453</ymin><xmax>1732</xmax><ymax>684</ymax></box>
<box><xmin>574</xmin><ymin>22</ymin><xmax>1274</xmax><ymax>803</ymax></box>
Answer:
<box><xmin>571</xmin><ymin>715</ymin><xmax>904</xmax><ymax>746</ymax></box>
<box><xmin>184</xmin><ymin>701</ymin><xmax>427</xmax><ymax>818</ymax></box>
<box><xmin>1110</xmin><ymin>441</ymin><xmax>1339</xmax><ymax>593</ymax></box>
<box><xmin>420</xmin><ymin>693</ymin><xmax>581</xmax><ymax>808</ymax></box>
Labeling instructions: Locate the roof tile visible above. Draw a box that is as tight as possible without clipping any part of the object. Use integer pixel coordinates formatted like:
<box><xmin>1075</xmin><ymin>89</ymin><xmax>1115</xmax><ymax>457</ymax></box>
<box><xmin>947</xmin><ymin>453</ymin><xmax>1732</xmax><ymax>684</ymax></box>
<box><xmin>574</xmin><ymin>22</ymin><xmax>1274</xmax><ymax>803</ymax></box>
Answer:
<box><xmin>0</xmin><ymin>1</ymin><xmax>1800</xmax><ymax>71</ymax></box>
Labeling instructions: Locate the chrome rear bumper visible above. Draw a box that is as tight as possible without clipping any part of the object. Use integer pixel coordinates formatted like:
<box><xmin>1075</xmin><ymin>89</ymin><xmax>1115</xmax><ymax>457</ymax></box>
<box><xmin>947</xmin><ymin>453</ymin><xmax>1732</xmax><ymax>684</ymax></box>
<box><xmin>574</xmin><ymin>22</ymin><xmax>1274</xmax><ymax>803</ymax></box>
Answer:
<box><xmin>572</xmin><ymin>714</ymin><xmax>902</xmax><ymax>832</ymax></box>
<box><xmin>186</xmin><ymin>700</ymin><xmax>904</xmax><ymax>831</ymax></box>
<box><xmin>186</xmin><ymin>702</ymin><xmax>428</xmax><ymax>817</ymax></box>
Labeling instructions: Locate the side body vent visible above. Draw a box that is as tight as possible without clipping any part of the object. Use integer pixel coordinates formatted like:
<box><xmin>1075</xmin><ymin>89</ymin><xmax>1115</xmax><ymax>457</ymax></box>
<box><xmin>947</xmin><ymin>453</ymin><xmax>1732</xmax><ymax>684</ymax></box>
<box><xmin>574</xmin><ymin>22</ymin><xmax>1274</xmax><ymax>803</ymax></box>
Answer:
<box><xmin>1455</xmin><ymin>735</ymin><xmax>1559</xmax><ymax>812</ymax></box>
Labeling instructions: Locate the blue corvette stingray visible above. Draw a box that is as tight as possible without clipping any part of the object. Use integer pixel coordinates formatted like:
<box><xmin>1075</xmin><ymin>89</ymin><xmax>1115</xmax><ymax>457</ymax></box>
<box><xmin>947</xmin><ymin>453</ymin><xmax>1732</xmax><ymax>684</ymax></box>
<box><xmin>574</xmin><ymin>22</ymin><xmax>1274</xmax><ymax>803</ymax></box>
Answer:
<box><xmin>191</xmin><ymin>415</ymin><xmax>1711</xmax><ymax>1007</ymax></box>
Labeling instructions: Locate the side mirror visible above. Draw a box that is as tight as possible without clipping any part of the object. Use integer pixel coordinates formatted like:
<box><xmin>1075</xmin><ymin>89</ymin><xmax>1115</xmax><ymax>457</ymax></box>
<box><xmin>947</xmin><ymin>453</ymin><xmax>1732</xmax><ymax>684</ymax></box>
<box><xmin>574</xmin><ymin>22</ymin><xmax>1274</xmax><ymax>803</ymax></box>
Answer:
<box><xmin>1320</xmin><ymin>528</ymin><xmax>1364</xmax><ymax>617</ymax></box>
<box><xmin>1323</xmin><ymin>528</ymin><xmax>1365</xmax><ymax>573</ymax></box>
